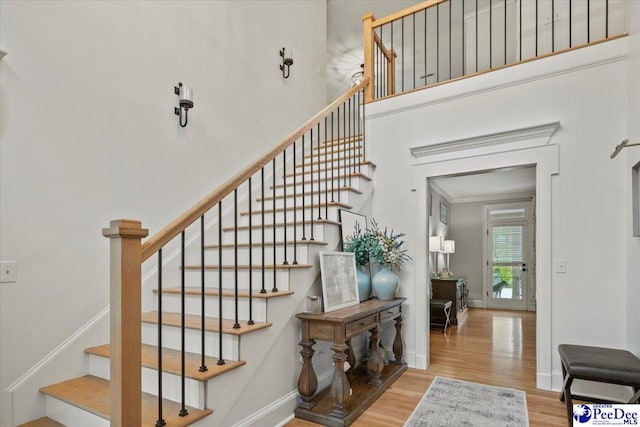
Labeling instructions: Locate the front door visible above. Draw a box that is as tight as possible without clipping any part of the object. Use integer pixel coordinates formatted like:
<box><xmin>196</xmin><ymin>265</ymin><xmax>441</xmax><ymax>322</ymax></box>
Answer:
<box><xmin>485</xmin><ymin>203</ymin><xmax>531</xmax><ymax>310</ymax></box>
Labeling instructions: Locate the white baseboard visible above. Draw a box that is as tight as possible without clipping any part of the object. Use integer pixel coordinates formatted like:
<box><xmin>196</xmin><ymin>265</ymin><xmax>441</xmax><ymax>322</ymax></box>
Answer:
<box><xmin>231</xmin><ymin>390</ymin><xmax>298</xmax><ymax>427</ymax></box>
<box><xmin>467</xmin><ymin>299</ymin><xmax>484</xmax><ymax>308</ymax></box>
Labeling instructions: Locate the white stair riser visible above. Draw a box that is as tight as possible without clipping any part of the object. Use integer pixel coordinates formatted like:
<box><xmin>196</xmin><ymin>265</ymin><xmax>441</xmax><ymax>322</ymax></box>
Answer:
<box><xmin>142</xmin><ymin>322</ymin><xmax>239</xmax><ymax>361</ymax></box>
<box><xmin>88</xmin><ymin>355</ymin><xmax>205</xmax><ymax>409</ymax></box>
<box><xmin>240</xmin><ymin>205</ymin><xmax>341</xmax><ymax>225</ymax></box>
<box><xmin>45</xmin><ymin>396</ymin><xmax>109</xmax><ymax>427</ymax></box>
<box><xmin>203</xmin><ymin>244</ymin><xmax>311</xmax><ymax>265</ymax></box>
<box><xmin>296</xmin><ymin>156</ymin><xmax>364</xmax><ymax>170</ymax></box>
<box><xmin>183</xmin><ymin>268</ymin><xmax>291</xmax><ymax>291</ymax></box>
<box><xmin>159</xmin><ymin>293</ymin><xmax>268</xmax><ymax>322</ymax></box>
<box><xmin>309</xmin><ymin>144</ymin><xmax>363</xmax><ymax>156</ymax></box>
<box><xmin>273</xmin><ymin>176</ymin><xmax>366</xmax><ymax>195</ymax></box>
<box><xmin>223</xmin><ymin>223</ymin><xmax>327</xmax><ymax>244</ymax></box>
<box><xmin>256</xmin><ymin>191</ymin><xmax>354</xmax><ymax>210</ymax></box>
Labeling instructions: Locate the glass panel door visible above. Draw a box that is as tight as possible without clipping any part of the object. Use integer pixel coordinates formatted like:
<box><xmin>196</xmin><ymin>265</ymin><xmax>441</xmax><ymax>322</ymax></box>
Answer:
<box><xmin>488</xmin><ymin>222</ymin><xmax>528</xmax><ymax>310</ymax></box>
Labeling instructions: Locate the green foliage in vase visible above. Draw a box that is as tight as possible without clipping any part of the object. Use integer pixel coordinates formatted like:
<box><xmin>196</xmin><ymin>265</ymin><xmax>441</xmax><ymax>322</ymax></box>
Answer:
<box><xmin>343</xmin><ymin>219</ymin><xmax>412</xmax><ymax>271</ymax></box>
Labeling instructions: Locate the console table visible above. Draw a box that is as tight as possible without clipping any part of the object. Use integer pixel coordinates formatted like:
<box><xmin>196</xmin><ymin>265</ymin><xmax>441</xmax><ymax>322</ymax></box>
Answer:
<box><xmin>295</xmin><ymin>298</ymin><xmax>407</xmax><ymax>427</ymax></box>
<box><xmin>431</xmin><ymin>276</ymin><xmax>467</xmax><ymax>325</ymax></box>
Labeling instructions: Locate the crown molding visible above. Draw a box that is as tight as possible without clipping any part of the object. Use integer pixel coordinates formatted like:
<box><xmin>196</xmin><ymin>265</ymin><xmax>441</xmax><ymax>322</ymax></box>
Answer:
<box><xmin>410</xmin><ymin>121</ymin><xmax>560</xmax><ymax>161</ymax></box>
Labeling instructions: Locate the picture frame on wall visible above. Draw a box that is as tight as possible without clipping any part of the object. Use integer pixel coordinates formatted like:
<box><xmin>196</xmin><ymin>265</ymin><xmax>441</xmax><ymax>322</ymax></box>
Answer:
<box><xmin>429</xmin><ymin>194</ymin><xmax>433</xmax><ymax>217</ymax></box>
<box><xmin>338</xmin><ymin>209</ymin><xmax>367</xmax><ymax>251</ymax></box>
<box><xmin>633</xmin><ymin>161</ymin><xmax>639</xmax><ymax>236</ymax></box>
<box><xmin>440</xmin><ymin>202</ymin><xmax>449</xmax><ymax>225</ymax></box>
<box><xmin>319</xmin><ymin>252</ymin><xmax>360</xmax><ymax>313</ymax></box>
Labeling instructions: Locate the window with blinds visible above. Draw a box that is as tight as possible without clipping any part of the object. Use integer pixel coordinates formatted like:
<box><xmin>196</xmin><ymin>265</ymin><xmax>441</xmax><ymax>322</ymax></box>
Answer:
<box><xmin>492</xmin><ymin>225</ymin><xmax>524</xmax><ymax>263</ymax></box>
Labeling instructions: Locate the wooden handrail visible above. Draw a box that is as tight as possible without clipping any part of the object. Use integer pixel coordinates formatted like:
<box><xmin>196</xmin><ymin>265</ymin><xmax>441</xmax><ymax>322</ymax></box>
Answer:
<box><xmin>141</xmin><ymin>77</ymin><xmax>369</xmax><ymax>262</ymax></box>
<box><xmin>373</xmin><ymin>32</ymin><xmax>396</xmax><ymax>62</ymax></box>
<box><xmin>371</xmin><ymin>0</ymin><xmax>447</xmax><ymax>29</ymax></box>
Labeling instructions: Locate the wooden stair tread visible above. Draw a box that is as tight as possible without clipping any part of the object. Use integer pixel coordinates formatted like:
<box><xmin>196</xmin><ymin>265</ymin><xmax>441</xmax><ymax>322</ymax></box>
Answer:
<box><xmin>204</xmin><ymin>240</ymin><xmax>328</xmax><ymax>249</ymax></box>
<box><xmin>318</xmin><ymin>135</ymin><xmax>363</xmax><ymax>147</ymax></box>
<box><xmin>142</xmin><ymin>311</ymin><xmax>272</xmax><ymax>336</ymax></box>
<box><xmin>154</xmin><ymin>287</ymin><xmax>294</xmax><ymax>299</ymax></box>
<box><xmin>306</xmin><ymin>145</ymin><xmax>363</xmax><ymax>157</ymax></box>
<box><xmin>17</xmin><ymin>417</ymin><xmax>64</xmax><ymax>427</ymax></box>
<box><xmin>295</xmin><ymin>154</ymin><xmax>365</xmax><ymax>168</ymax></box>
<box><xmin>259</xmin><ymin>186</ymin><xmax>363</xmax><ymax>201</ymax></box>
<box><xmin>183</xmin><ymin>263</ymin><xmax>313</xmax><ymax>270</ymax></box>
<box><xmin>39</xmin><ymin>375</ymin><xmax>212</xmax><ymax>426</ymax></box>
<box><xmin>269</xmin><ymin>170</ymin><xmax>372</xmax><ymax>186</ymax></box>
<box><xmin>286</xmin><ymin>161</ymin><xmax>376</xmax><ymax>176</ymax></box>
<box><xmin>223</xmin><ymin>219</ymin><xmax>340</xmax><ymax>232</ymax></box>
<box><xmin>239</xmin><ymin>201</ymin><xmax>351</xmax><ymax>215</ymax></box>
<box><xmin>84</xmin><ymin>344</ymin><xmax>245</xmax><ymax>382</ymax></box>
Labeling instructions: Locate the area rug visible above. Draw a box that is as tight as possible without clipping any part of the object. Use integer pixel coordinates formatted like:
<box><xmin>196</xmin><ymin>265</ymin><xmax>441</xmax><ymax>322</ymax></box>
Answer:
<box><xmin>404</xmin><ymin>376</ymin><xmax>529</xmax><ymax>427</ymax></box>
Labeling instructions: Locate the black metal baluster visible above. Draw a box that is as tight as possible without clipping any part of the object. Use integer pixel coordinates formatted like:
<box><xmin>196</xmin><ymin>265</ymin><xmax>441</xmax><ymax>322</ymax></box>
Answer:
<box><xmin>449</xmin><ymin>0</ymin><xmax>452</xmax><ymax>79</ymax></box>
<box><xmin>380</xmin><ymin>25</ymin><xmax>384</xmax><ymax>96</ymax></box>
<box><xmin>282</xmin><ymin>150</ymin><xmax>288</xmax><ymax>265</ymax></box>
<box><xmin>179</xmin><ymin>231</ymin><xmax>188</xmax><ymax>417</ymax></box>
<box><xmin>462</xmin><ymin>0</ymin><xmax>465</xmax><ymax>76</ymax></box>
<box><xmin>217</xmin><ymin>202</ymin><xmax>225</xmax><ymax>366</ymax></box>
<box><xmin>261</xmin><ymin>169</ymin><xmax>266</xmax><ymax>294</ymax></box>
<box><xmin>425</xmin><ymin>8</ymin><xmax>428</xmax><ymax>85</ymax></box>
<box><xmin>248</xmin><ymin>179</ymin><xmax>254</xmax><ymax>325</ymax></box>
<box><xmin>391</xmin><ymin>20</ymin><xmax>394</xmax><ymax>93</ymax></box>
<box><xmin>536</xmin><ymin>0</ymin><xmax>538</xmax><ymax>56</ymax></box>
<box><xmin>361</xmin><ymin>89</ymin><xmax>365</xmax><ymax>170</ymax></box>
<box><xmin>337</xmin><ymin>105</ymin><xmax>341</xmax><ymax>201</ymax></box>
<box><xmin>156</xmin><ymin>249</ymin><xmax>165</xmax><ymax>427</ymax></box>
<box><xmin>375</xmin><ymin>45</ymin><xmax>379</xmax><ymax>98</ymax></box>
<box><xmin>520</xmin><ymin>0</ymin><xmax>523</xmax><ymax>60</ymax></box>
<box><xmin>604</xmin><ymin>0</ymin><xmax>609</xmax><ymax>37</ymax></box>
<box><xmin>320</xmin><ymin>119</ymin><xmax>325</xmax><ymax>220</ymax></box>
<box><xmin>587</xmin><ymin>0</ymin><xmax>590</xmax><ymax>43</ymax></box>
<box><xmin>310</xmin><ymin>127</ymin><xmax>315</xmax><ymax>241</ymax></box>
<box><xmin>476</xmin><ymin>0</ymin><xmax>479</xmax><ymax>72</ymax></box>
<box><xmin>402</xmin><ymin>17</ymin><xmax>405</xmax><ymax>92</ymax></box>
<box><xmin>199</xmin><ymin>216</ymin><xmax>207</xmax><ymax>372</ymax></box>
<box><xmin>330</xmin><ymin>112</ymin><xmax>334</xmax><ymax>210</ymax></box>
<box><xmin>551</xmin><ymin>0</ymin><xmax>554</xmax><ymax>52</ymax></box>
<box><xmin>272</xmin><ymin>159</ymin><xmax>278</xmax><ymax>292</ymax></box>
<box><xmin>569</xmin><ymin>0</ymin><xmax>572</xmax><ymax>48</ymax></box>
<box><xmin>413</xmin><ymin>12</ymin><xmax>416</xmax><ymax>89</ymax></box>
<box><xmin>349</xmin><ymin>97</ymin><xmax>353</xmax><ymax>186</ymax></box>
<box><xmin>293</xmin><ymin>141</ymin><xmax>298</xmax><ymax>265</ymax></box>
<box><xmin>490</xmin><ymin>0</ymin><xmax>493</xmax><ymax>68</ymax></box>
<box><xmin>437</xmin><ymin>4</ymin><xmax>440</xmax><ymax>81</ymax></box>
<box><xmin>505</xmin><ymin>0</ymin><xmax>508</xmax><ymax>63</ymax></box>
<box><xmin>233</xmin><ymin>189</ymin><xmax>240</xmax><ymax>329</ymax></box>
<box><xmin>302</xmin><ymin>134</ymin><xmax>306</xmax><ymax>242</ymax></box>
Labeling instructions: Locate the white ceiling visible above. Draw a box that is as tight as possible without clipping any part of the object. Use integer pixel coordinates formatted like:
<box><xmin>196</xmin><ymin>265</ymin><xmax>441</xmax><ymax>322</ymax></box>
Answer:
<box><xmin>430</xmin><ymin>166</ymin><xmax>536</xmax><ymax>202</ymax></box>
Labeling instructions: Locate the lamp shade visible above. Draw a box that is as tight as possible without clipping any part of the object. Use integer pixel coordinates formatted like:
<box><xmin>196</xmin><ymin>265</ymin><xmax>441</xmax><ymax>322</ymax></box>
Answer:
<box><xmin>443</xmin><ymin>240</ymin><xmax>455</xmax><ymax>254</ymax></box>
<box><xmin>429</xmin><ymin>236</ymin><xmax>443</xmax><ymax>252</ymax></box>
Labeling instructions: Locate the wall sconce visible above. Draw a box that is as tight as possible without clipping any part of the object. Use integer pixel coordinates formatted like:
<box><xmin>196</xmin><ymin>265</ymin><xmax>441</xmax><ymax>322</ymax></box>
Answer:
<box><xmin>279</xmin><ymin>47</ymin><xmax>293</xmax><ymax>79</ymax></box>
<box><xmin>174</xmin><ymin>82</ymin><xmax>194</xmax><ymax>128</ymax></box>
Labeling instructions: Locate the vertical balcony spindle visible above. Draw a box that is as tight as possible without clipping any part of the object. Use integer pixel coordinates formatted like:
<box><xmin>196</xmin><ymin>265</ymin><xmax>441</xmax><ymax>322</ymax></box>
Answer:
<box><xmin>199</xmin><ymin>216</ymin><xmax>207</xmax><ymax>372</ymax></box>
<box><xmin>301</xmin><ymin>134</ymin><xmax>307</xmax><ymax>241</ymax></box>
<box><xmin>319</xmin><ymin>120</ymin><xmax>324</xmax><ymax>220</ymax></box>
<box><xmin>156</xmin><ymin>249</ymin><xmax>165</xmax><ymax>427</ymax></box>
<box><xmin>282</xmin><ymin>150</ymin><xmax>288</xmax><ymax>265</ymax></box>
<box><xmin>233</xmin><ymin>189</ymin><xmax>240</xmax><ymax>329</ymax></box>
<box><xmin>293</xmin><ymin>142</ymin><xmax>299</xmax><ymax>265</ymax></box>
<box><xmin>217</xmin><ymin>202</ymin><xmax>225</xmax><ymax>366</ymax></box>
<box><xmin>179</xmin><ymin>231</ymin><xmax>188</xmax><ymax>417</ymax></box>
<box><xmin>272</xmin><ymin>158</ymin><xmax>278</xmax><ymax>292</ymax></box>
<box><xmin>310</xmin><ymin>128</ymin><xmax>315</xmax><ymax>241</ymax></box>
<box><xmin>337</xmin><ymin>106</ymin><xmax>341</xmax><ymax>201</ymax></box>
<box><xmin>261</xmin><ymin>168</ymin><xmax>267</xmax><ymax>294</ymax></box>
<box><xmin>248</xmin><ymin>179</ymin><xmax>254</xmax><ymax>325</ymax></box>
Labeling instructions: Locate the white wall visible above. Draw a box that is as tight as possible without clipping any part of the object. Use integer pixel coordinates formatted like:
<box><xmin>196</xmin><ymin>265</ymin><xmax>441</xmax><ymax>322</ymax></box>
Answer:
<box><xmin>365</xmin><ymin>37</ymin><xmax>630</xmax><ymax>383</ymax></box>
<box><xmin>626</xmin><ymin>0</ymin><xmax>640</xmax><ymax>356</ymax></box>
<box><xmin>0</xmin><ymin>1</ymin><xmax>326</xmax><ymax>424</ymax></box>
<box><xmin>449</xmin><ymin>202</ymin><xmax>484</xmax><ymax>303</ymax></box>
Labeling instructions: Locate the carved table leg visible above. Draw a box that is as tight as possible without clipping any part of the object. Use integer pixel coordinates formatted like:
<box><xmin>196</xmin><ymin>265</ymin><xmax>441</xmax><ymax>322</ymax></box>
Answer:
<box><xmin>297</xmin><ymin>338</ymin><xmax>318</xmax><ymax>410</ymax></box>
<box><xmin>367</xmin><ymin>324</ymin><xmax>384</xmax><ymax>386</ymax></box>
<box><xmin>392</xmin><ymin>315</ymin><xmax>404</xmax><ymax>365</ymax></box>
<box><xmin>329</xmin><ymin>343</ymin><xmax>351</xmax><ymax>418</ymax></box>
<box><xmin>345</xmin><ymin>338</ymin><xmax>356</xmax><ymax>375</ymax></box>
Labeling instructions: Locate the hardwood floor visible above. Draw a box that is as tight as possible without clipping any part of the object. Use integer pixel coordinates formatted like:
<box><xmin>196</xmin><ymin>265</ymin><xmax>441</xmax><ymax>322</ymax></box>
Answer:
<box><xmin>286</xmin><ymin>308</ymin><xmax>568</xmax><ymax>427</ymax></box>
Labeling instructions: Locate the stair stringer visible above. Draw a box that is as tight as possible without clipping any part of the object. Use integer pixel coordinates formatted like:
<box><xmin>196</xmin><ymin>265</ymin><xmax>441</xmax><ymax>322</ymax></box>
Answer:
<box><xmin>196</xmin><ymin>180</ymin><xmax>375</xmax><ymax>426</ymax></box>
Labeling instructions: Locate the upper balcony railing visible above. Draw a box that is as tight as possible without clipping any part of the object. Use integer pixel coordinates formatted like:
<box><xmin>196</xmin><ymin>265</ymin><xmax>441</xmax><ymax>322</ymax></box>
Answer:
<box><xmin>363</xmin><ymin>0</ymin><xmax>628</xmax><ymax>103</ymax></box>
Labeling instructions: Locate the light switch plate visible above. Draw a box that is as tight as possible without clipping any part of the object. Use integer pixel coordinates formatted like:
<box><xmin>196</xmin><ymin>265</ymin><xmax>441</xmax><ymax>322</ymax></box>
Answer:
<box><xmin>555</xmin><ymin>259</ymin><xmax>567</xmax><ymax>274</ymax></box>
<box><xmin>0</xmin><ymin>261</ymin><xmax>17</xmax><ymax>283</ymax></box>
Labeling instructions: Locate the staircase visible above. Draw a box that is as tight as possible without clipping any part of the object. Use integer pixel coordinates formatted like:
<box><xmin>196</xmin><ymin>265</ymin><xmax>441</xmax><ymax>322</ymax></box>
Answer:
<box><xmin>28</xmin><ymin>82</ymin><xmax>373</xmax><ymax>426</ymax></box>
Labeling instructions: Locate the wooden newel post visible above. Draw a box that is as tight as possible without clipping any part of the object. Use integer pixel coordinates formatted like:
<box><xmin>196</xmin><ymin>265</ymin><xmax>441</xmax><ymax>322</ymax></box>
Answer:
<box><xmin>362</xmin><ymin>12</ymin><xmax>375</xmax><ymax>103</ymax></box>
<box><xmin>103</xmin><ymin>219</ymin><xmax>149</xmax><ymax>427</ymax></box>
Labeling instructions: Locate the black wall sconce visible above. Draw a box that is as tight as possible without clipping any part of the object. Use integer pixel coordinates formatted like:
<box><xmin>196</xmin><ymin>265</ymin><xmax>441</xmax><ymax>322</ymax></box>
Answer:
<box><xmin>174</xmin><ymin>82</ymin><xmax>194</xmax><ymax>127</ymax></box>
<box><xmin>279</xmin><ymin>47</ymin><xmax>293</xmax><ymax>79</ymax></box>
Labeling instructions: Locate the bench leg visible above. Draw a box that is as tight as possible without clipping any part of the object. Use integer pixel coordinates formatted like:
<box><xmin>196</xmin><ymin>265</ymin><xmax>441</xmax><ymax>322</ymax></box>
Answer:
<box><xmin>561</xmin><ymin>368</ymin><xmax>574</xmax><ymax>427</ymax></box>
<box><xmin>630</xmin><ymin>387</ymin><xmax>640</xmax><ymax>404</ymax></box>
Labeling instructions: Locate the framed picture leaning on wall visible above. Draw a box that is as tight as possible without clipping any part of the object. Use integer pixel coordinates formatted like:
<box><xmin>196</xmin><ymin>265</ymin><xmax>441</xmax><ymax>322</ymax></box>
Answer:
<box><xmin>319</xmin><ymin>252</ymin><xmax>360</xmax><ymax>312</ymax></box>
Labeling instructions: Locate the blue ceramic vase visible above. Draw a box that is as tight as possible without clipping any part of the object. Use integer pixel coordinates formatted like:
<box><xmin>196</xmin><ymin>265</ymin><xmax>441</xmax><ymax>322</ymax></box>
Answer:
<box><xmin>372</xmin><ymin>266</ymin><xmax>398</xmax><ymax>300</ymax></box>
<box><xmin>356</xmin><ymin>266</ymin><xmax>371</xmax><ymax>301</ymax></box>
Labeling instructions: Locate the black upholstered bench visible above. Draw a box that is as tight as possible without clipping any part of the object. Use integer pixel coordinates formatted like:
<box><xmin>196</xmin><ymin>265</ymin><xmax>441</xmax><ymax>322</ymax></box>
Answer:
<box><xmin>558</xmin><ymin>344</ymin><xmax>640</xmax><ymax>426</ymax></box>
<box><xmin>430</xmin><ymin>299</ymin><xmax>452</xmax><ymax>333</ymax></box>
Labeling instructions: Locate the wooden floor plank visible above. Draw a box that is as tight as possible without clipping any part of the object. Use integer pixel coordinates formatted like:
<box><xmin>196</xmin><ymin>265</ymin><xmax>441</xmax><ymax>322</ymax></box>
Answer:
<box><xmin>141</xmin><ymin>311</ymin><xmax>272</xmax><ymax>336</ymax></box>
<box><xmin>40</xmin><ymin>375</ymin><xmax>211</xmax><ymax>426</ymax></box>
<box><xmin>286</xmin><ymin>308</ymin><xmax>568</xmax><ymax>427</ymax></box>
<box><xmin>17</xmin><ymin>417</ymin><xmax>65</xmax><ymax>427</ymax></box>
<box><xmin>84</xmin><ymin>344</ymin><xmax>245</xmax><ymax>382</ymax></box>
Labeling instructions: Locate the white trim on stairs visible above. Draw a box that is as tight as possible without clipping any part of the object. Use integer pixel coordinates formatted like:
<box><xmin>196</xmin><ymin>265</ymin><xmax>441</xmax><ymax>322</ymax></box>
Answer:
<box><xmin>230</xmin><ymin>390</ymin><xmax>298</xmax><ymax>427</ymax></box>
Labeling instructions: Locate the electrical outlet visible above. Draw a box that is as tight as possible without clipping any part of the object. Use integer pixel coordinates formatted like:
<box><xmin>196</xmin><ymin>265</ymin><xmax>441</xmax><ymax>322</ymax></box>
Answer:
<box><xmin>0</xmin><ymin>261</ymin><xmax>17</xmax><ymax>283</ymax></box>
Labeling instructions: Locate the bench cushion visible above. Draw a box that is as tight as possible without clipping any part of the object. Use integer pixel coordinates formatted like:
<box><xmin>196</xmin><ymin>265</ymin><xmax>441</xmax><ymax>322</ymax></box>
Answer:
<box><xmin>558</xmin><ymin>344</ymin><xmax>640</xmax><ymax>386</ymax></box>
